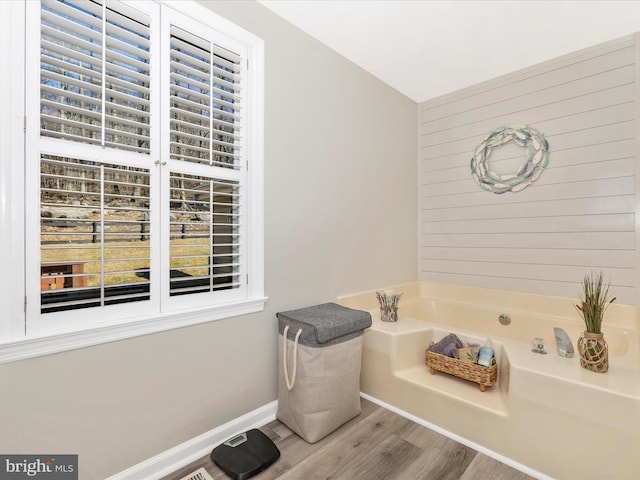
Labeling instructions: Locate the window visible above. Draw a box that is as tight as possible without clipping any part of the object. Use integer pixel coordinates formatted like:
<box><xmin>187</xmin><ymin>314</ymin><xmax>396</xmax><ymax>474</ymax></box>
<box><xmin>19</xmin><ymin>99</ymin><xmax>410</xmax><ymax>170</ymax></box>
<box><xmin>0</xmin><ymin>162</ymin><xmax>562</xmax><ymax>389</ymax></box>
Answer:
<box><xmin>0</xmin><ymin>0</ymin><xmax>264</xmax><ymax>361</ymax></box>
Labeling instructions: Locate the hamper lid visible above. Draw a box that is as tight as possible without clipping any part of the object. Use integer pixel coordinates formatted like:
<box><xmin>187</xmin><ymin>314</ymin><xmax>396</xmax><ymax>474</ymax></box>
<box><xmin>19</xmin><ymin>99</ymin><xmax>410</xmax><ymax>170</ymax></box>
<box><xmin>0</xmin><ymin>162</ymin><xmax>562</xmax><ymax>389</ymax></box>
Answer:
<box><xmin>277</xmin><ymin>302</ymin><xmax>372</xmax><ymax>346</ymax></box>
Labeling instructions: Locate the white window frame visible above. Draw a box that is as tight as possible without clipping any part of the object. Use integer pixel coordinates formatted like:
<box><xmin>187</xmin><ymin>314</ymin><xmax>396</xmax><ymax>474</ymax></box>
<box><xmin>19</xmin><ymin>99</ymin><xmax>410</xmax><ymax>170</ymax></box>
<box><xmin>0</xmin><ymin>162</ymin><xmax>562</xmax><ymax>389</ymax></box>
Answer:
<box><xmin>0</xmin><ymin>0</ymin><xmax>265</xmax><ymax>363</ymax></box>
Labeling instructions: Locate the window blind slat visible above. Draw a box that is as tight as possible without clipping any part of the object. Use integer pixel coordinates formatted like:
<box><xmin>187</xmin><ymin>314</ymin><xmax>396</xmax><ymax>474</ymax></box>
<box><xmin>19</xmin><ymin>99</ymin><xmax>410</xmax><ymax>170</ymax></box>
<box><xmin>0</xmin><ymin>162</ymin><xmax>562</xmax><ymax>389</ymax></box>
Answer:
<box><xmin>104</xmin><ymin>125</ymin><xmax>151</xmax><ymax>144</ymax></box>
<box><xmin>41</xmin><ymin>54</ymin><xmax>102</xmax><ymax>85</ymax></box>
<box><xmin>169</xmin><ymin>64</ymin><xmax>211</xmax><ymax>92</ymax></box>
<box><xmin>41</xmin><ymin>8</ymin><xmax>103</xmax><ymax>43</ymax></box>
<box><xmin>170</xmin><ymin>117</ymin><xmax>241</xmax><ymax>141</ymax></box>
<box><xmin>169</xmin><ymin>104</ymin><xmax>210</xmax><ymax>126</ymax></box>
<box><xmin>40</xmin><ymin>129</ymin><xmax>102</xmax><ymax>145</ymax></box>
<box><xmin>41</xmin><ymin>24</ymin><xmax>102</xmax><ymax>59</ymax></box>
<box><xmin>169</xmin><ymin>32</ymin><xmax>242</xmax><ymax>71</ymax></box>
<box><xmin>172</xmin><ymin>111</ymin><xmax>240</xmax><ymax>133</ymax></box>
<box><xmin>41</xmin><ymin>70</ymin><xmax>102</xmax><ymax>99</ymax></box>
<box><xmin>40</xmin><ymin>38</ymin><xmax>103</xmax><ymax>70</ymax></box>
<box><xmin>41</xmin><ymin>99</ymin><xmax>102</xmax><ymax>122</ymax></box>
<box><xmin>41</xmin><ymin>84</ymin><xmax>102</xmax><ymax>108</ymax></box>
<box><xmin>167</xmin><ymin>127</ymin><xmax>238</xmax><ymax>152</ymax></box>
<box><xmin>106</xmin><ymin>47</ymin><xmax>150</xmax><ymax>78</ymax></box>
<box><xmin>43</xmin><ymin>0</ymin><xmax>103</xmax><ymax>22</ymax></box>
<box><xmin>170</xmin><ymin>77</ymin><xmax>211</xmax><ymax>104</ymax></box>
<box><xmin>169</xmin><ymin>144</ymin><xmax>240</xmax><ymax>160</ymax></box>
<box><xmin>169</xmin><ymin>74</ymin><xmax>239</xmax><ymax>112</ymax></box>
<box><xmin>104</xmin><ymin>91</ymin><xmax>150</xmax><ymax>115</ymax></box>
<box><xmin>41</xmin><ymin>114</ymin><xmax>102</xmax><ymax>133</ymax></box>
<box><xmin>105</xmin><ymin>21</ymin><xmax>150</xmax><ymax>51</ymax></box>
<box><xmin>102</xmin><ymin>141</ymin><xmax>151</xmax><ymax>154</ymax></box>
<box><xmin>169</xmin><ymin>65</ymin><xmax>241</xmax><ymax>102</ymax></box>
<box><xmin>106</xmin><ymin>57</ymin><xmax>151</xmax><ymax>84</ymax></box>
<box><xmin>170</xmin><ymin>95</ymin><xmax>241</xmax><ymax>122</ymax></box>
<box><xmin>105</xmin><ymin>1</ymin><xmax>150</xmax><ymax>35</ymax></box>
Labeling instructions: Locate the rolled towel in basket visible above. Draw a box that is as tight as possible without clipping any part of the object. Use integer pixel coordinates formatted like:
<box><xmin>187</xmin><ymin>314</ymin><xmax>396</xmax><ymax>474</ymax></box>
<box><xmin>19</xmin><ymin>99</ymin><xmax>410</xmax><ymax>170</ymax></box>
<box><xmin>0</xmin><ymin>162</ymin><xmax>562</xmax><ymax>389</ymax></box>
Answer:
<box><xmin>428</xmin><ymin>333</ymin><xmax>464</xmax><ymax>359</ymax></box>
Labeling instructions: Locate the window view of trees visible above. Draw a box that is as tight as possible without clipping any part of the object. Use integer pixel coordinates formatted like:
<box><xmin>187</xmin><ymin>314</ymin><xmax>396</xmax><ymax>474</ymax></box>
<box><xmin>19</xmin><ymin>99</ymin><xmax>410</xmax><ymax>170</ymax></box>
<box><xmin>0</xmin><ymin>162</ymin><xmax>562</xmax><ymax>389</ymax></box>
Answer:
<box><xmin>40</xmin><ymin>155</ymin><xmax>151</xmax><ymax>312</ymax></box>
<box><xmin>169</xmin><ymin>173</ymin><xmax>240</xmax><ymax>296</ymax></box>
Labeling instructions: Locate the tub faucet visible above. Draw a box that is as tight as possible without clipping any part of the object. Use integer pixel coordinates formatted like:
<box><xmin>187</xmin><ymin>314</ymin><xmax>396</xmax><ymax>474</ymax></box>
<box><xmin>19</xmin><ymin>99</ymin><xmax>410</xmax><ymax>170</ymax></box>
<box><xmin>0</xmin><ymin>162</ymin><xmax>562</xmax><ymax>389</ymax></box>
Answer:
<box><xmin>553</xmin><ymin>327</ymin><xmax>574</xmax><ymax>358</ymax></box>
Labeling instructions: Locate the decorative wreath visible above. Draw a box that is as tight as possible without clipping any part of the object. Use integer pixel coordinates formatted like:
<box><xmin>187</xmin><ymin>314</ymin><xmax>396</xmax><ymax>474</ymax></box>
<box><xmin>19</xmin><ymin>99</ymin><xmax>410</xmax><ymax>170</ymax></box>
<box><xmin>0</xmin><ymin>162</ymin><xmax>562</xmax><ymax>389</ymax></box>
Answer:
<box><xmin>470</xmin><ymin>125</ymin><xmax>550</xmax><ymax>194</ymax></box>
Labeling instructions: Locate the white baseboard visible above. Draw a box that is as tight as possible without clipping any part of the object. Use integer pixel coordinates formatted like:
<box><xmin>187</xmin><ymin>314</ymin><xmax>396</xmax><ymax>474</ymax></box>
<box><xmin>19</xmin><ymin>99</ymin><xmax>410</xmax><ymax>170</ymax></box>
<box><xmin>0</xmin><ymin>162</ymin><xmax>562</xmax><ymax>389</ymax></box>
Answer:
<box><xmin>107</xmin><ymin>401</ymin><xmax>278</xmax><ymax>480</ymax></box>
<box><xmin>360</xmin><ymin>393</ymin><xmax>552</xmax><ymax>480</ymax></box>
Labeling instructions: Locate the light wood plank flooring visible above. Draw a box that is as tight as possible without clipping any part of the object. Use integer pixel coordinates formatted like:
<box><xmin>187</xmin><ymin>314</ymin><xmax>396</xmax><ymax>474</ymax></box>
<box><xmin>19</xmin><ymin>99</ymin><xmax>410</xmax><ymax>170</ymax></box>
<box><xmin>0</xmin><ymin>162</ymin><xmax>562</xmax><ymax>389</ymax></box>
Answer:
<box><xmin>162</xmin><ymin>398</ymin><xmax>535</xmax><ymax>480</ymax></box>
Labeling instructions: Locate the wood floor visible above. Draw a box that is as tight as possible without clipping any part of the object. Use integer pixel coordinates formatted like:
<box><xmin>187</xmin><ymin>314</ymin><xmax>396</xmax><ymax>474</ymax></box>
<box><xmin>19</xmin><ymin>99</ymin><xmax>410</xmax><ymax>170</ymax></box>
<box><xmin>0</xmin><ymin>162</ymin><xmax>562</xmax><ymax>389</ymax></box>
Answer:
<box><xmin>161</xmin><ymin>398</ymin><xmax>535</xmax><ymax>480</ymax></box>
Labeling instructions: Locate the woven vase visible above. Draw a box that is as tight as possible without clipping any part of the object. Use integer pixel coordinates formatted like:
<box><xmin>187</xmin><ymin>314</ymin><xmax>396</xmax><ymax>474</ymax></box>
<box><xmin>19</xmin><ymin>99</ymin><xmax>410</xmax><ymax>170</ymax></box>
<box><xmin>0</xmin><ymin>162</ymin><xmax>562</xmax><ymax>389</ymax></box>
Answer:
<box><xmin>577</xmin><ymin>331</ymin><xmax>608</xmax><ymax>373</ymax></box>
<box><xmin>380</xmin><ymin>306</ymin><xmax>398</xmax><ymax>322</ymax></box>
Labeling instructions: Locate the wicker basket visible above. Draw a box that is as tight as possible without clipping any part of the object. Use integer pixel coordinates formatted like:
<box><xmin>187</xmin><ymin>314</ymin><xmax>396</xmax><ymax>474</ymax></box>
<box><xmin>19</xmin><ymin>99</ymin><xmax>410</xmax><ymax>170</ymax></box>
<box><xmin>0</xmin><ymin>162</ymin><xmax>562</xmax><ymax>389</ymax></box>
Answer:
<box><xmin>425</xmin><ymin>343</ymin><xmax>498</xmax><ymax>392</ymax></box>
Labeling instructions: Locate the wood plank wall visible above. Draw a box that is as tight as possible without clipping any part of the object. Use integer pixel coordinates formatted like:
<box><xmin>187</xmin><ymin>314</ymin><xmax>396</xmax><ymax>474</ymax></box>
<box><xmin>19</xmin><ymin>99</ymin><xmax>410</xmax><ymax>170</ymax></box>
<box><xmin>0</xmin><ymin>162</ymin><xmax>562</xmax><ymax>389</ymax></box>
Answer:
<box><xmin>419</xmin><ymin>35</ymin><xmax>638</xmax><ymax>304</ymax></box>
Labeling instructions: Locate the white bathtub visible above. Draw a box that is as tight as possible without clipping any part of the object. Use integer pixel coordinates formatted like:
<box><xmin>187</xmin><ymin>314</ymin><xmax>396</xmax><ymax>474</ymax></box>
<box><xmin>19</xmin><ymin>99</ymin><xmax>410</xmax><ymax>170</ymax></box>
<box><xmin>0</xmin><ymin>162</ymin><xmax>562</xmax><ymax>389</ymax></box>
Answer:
<box><xmin>338</xmin><ymin>282</ymin><xmax>640</xmax><ymax>480</ymax></box>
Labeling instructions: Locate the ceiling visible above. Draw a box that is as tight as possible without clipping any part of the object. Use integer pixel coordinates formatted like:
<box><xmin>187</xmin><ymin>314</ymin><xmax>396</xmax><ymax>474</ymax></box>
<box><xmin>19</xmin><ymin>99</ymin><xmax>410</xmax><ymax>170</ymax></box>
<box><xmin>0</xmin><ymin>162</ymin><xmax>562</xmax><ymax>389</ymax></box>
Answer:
<box><xmin>257</xmin><ymin>0</ymin><xmax>640</xmax><ymax>103</ymax></box>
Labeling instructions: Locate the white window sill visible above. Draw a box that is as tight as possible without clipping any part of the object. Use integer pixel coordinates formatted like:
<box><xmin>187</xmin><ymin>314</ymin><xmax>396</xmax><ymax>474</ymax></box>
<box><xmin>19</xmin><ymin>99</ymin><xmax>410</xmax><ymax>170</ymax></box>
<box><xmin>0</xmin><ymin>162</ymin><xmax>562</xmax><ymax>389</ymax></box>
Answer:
<box><xmin>0</xmin><ymin>297</ymin><xmax>268</xmax><ymax>364</ymax></box>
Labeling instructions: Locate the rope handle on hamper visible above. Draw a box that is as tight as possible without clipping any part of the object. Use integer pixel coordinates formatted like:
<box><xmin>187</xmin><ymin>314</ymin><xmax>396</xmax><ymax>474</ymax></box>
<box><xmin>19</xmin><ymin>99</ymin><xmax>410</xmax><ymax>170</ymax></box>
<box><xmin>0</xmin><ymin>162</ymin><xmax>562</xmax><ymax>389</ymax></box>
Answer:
<box><xmin>283</xmin><ymin>325</ymin><xmax>302</xmax><ymax>391</ymax></box>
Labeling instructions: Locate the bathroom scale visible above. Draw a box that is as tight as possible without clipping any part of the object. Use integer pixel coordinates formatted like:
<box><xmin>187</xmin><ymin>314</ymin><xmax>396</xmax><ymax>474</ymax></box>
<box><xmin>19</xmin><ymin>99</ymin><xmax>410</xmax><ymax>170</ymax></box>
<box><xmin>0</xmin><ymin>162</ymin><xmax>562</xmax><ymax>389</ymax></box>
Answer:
<box><xmin>210</xmin><ymin>429</ymin><xmax>280</xmax><ymax>480</ymax></box>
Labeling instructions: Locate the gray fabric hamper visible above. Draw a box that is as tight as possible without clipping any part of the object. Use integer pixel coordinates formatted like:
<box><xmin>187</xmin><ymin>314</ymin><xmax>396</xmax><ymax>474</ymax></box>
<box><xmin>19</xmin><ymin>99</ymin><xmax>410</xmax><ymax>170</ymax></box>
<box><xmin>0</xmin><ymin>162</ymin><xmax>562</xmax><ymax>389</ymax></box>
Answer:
<box><xmin>276</xmin><ymin>302</ymin><xmax>372</xmax><ymax>444</ymax></box>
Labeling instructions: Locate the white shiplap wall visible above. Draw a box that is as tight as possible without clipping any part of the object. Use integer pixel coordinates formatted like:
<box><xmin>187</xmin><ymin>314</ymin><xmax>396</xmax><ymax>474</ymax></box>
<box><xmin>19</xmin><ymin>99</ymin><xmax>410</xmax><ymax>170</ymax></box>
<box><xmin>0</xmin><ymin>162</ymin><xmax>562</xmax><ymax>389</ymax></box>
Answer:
<box><xmin>419</xmin><ymin>34</ymin><xmax>638</xmax><ymax>304</ymax></box>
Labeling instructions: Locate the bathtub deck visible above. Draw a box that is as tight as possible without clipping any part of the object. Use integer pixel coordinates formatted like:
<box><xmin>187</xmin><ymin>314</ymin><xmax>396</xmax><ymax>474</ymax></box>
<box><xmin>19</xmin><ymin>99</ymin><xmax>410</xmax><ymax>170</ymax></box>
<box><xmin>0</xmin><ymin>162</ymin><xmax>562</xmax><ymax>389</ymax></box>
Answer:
<box><xmin>372</xmin><ymin>309</ymin><xmax>640</xmax><ymax>400</ymax></box>
<box><xmin>395</xmin><ymin>365</ymin><xmax>508</xmax><ymax>414</ymax></box>
<box><xmin>339</xmin><ymin>282</ymin><xmax>640</xmax><ymax>480</ymax></box>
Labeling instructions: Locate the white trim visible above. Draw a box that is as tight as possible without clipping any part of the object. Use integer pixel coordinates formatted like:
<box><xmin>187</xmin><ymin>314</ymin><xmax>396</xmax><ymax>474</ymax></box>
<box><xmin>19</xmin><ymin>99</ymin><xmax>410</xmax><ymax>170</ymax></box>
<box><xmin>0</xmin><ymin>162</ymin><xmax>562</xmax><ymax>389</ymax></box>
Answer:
<box><xmin>0</xmin><ymin>296</ymin><xmax>267</xmax><ymax>365</ymax></box>
<box><xmin>245</xmin><ymin>32</ymin><xmax>265</xmax><ymax>301</ymax></box>
<box><xmin>0</xmin><ymin>0</ymin><xmax>26</xmax><ymax>338</ymax></box>
<box><xmin>360</xmin><ymin>393</ymin><xmax>552</xmax><ymax>480</ymax></box>
<box><xmin>416</xmin><ymin>103</ymin><xmax>422</xmax><ymax>281</ymax></box>
<box><xmin>24</xmin><ymin>0</ymin><xmax>41</xmax><ymax>335</ymax></box>
<box><xmin>106</xmin><ymin>400</ymin><xmax>278</xmax><ymax>480</ymax></box>
<box><xmin>160</xmin><ymin>0</ymin><xmax>263</xmax><ymax>47</ymax></box>
<box><xmin>633</xmin><ymin>32</ymin><xmax>640</xmax><ymax>305</ymax></box>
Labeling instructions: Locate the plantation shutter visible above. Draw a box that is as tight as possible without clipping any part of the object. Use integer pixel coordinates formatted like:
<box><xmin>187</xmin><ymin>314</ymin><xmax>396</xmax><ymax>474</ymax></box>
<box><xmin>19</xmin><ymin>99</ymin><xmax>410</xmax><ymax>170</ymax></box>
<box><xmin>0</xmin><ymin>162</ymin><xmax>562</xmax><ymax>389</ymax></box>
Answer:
<box><xmin>169</xmin><ymin>26</ymin><xmax>242</xmax><ymax>169</ymax></box>
<box><xmin>28</xmin><ymin>0</ymin><xmax>259</xmax><ymax>334</ymax></box>
<box><xmin>167</xmin><ymin>24</ymin><xmax>246</xmax><ymax>300</ymax></box>
<box><xmin>169</xmin><ymin>174</ymin><xmax>241</xmax><ymax>296</ymax></box>
<box><xmin>39</xmin><ymin>0</ymin><xmax>154</xmax><ymax>314</ymax></box>
<box><xmin>40</xmin><ymin>0</ymin><xmax>152</xmax><ymax>152</ymax></box>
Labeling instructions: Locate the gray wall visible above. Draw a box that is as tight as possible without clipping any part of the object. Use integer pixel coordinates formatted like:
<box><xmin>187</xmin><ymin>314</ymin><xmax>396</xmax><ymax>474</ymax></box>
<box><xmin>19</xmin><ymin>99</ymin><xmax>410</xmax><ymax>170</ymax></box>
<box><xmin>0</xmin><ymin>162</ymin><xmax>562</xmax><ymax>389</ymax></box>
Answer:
<box><xmin>0</xmin><ymin>2</ymin><xmax>418</xmax><ymax>478</ymax></box>
<box><xmin>420</xmin><ymin>35</ymin><xmax>638</xmax><ymax>305</ymax></box>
